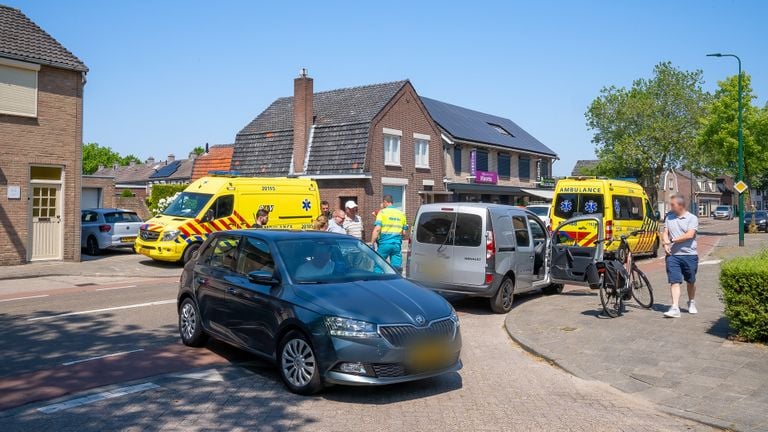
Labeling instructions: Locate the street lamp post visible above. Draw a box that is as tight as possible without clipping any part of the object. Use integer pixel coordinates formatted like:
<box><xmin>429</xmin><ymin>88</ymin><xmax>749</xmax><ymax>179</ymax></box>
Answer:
<box><xmin>707</xmin><ymin>53</ymin><xmax>744</xmax><ymax>247</ymax></box>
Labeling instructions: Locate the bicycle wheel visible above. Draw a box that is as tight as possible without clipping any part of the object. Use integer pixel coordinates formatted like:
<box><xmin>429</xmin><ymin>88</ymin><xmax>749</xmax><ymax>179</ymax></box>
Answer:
<box><xmin>630</xmin><ymin>266</ymin><xmax>654</xmax><ymax>308</ymax></box>
<box><xmin>599</xmin><ymin>277</ymin><xmax>622</xmax><ymax>318</ymax></box>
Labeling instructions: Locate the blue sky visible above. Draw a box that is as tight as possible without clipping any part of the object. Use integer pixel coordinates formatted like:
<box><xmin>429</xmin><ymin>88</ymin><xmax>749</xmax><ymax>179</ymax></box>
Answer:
<box><xmin>7</xmin><ymin>0</ymin><xmax>768</xmax><ymax>175</ymax></box>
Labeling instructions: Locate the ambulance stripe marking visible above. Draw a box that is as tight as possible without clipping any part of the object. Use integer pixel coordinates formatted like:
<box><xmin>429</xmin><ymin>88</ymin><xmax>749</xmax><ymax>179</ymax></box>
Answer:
<box><xmin>233</xmin><ymin>211</ymin><xmax>249</xmax><ymax>226</ymax></box>
<box><xmin>187</xmin><ymin>223</ymin><xmax>203</xmax><ymax>236</ymax></box>
<box><xmin>178</xmin><ymin>226</ymin><xmax>192</xmax><ymax>237</ymax></box>
<box><xmin>210</xmin><ymin>220</ymin><xmax>224</xmax><ymax>231</ymax></box>
<box><xmin>228</xmin><ymin>217</ymin><xmax>238</xmax><ymax>229</ymax></box>
<box><xmin>197</xmin><ymin>221</ymin><xmax>212</xmax><ymax>234</ymax></box>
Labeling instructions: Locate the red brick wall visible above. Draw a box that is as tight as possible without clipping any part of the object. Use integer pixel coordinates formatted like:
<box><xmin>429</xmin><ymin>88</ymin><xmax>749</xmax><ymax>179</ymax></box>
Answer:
<box><xmin>82</xmin><ymin>175</ymin><xmax>115</xmax><ymax>208</ymax></box>
<box><xmin>0</xmin><ymin>65</ymin><xmax>84</xmax><ymax>265</ymax></box>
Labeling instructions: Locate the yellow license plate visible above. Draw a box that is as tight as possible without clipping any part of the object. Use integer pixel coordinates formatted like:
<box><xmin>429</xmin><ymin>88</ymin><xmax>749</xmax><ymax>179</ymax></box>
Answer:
<box><xmin>408</xmin><ymin>342</ymin><xmax>452</xmax><ymax>371</ymax></box>
<box><xmin>121</xmin><ymin>237</ymin><xmax>136</xmax><ymax>243</ymax></box>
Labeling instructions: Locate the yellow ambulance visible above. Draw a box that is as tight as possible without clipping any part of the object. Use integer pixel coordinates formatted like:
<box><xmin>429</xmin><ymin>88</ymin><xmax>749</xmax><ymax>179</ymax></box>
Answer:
<box><xmin>550</xmin><ymin>177</ymin><xmax>661</xmax><ymax>257</ymax></box>
<box><xmin>135</xmin><ymin>175</ymin><xmax>321</xmax><ymax>263</ymax></box>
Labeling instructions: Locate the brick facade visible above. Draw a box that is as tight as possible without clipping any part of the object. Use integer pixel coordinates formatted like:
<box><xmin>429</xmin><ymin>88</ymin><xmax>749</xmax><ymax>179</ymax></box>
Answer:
<box><xmin>0</xmin><ymin>65</ymin><xmax>84</xmax><ymax>265</ymax></box>
<box><xmin>82</xmin><ymin>175</ymin><xmax>116</xmax><ymax>208</ymax></box>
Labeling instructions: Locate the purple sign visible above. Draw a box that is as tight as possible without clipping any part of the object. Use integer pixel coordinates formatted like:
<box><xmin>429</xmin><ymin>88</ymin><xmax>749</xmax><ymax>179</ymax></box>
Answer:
<box><xmin>470</xmin><ymin>150</ymin><xmax>477</xmax><ymax>176</ymax></box>
<box><xmin>475</xmin><ymin>170</ymin><xmax>498</xmax><ymax>184</ymax></box>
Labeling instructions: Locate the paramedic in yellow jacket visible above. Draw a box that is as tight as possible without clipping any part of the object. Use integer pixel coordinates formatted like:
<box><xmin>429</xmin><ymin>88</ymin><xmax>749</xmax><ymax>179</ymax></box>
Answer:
<box><xmin>370</xmin><ymin>195</ymin><xmax>408</xmax><ymax>271</ymax></box>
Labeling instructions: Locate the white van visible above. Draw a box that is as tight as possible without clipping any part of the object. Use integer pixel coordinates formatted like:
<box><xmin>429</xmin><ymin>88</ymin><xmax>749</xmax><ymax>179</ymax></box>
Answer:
<box><xmin>409</xmin><ymin>203</ymin><xmax>604</xmax><ymax>313</ymax></box>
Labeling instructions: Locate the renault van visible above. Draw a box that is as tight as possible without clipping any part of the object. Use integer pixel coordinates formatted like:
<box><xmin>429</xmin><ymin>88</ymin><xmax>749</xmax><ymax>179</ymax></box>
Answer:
<box><xmin>135</xmin><ymin>175</ymin><xmax>320</xmax><ymax>263</ymax></box>
<box><xmin>550</xmin><ymin>177</ymin><xmax>660</xmax><ymax>259</ymax></box>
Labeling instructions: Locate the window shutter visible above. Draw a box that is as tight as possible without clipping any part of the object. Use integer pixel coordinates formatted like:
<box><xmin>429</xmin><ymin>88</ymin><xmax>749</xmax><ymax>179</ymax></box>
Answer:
<box><xmin>476</xmin><ymin>150</ymin><xmax>489</xmax><ymax>172</ymax></box>
<box><xmin>0</xmin><ymin>64</ymin><xmax>38</xmax><ymax>117</ymax></box>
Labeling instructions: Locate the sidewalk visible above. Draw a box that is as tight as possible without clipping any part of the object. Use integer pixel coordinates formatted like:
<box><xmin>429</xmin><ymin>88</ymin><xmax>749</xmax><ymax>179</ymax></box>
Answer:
<box><xmin>0</xmin><ymin>252</ymin><xmax>181</xmax><ymax>281</ymax></box>
<box><xmin>505</xmin><ymin>220</ymin><xmax>768</xmax><ymax>432</ymax></box>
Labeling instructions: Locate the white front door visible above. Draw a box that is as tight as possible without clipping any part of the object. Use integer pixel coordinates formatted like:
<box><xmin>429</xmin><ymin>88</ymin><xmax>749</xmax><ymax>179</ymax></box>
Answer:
<box><xmin>31</xmin><ymin>184</ymin><xmax>63</xmax><ymax>260</ymax></box>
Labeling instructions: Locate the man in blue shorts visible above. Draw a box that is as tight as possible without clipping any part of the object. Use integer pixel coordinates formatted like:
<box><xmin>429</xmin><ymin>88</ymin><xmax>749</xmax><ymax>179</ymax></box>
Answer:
<box><xmin>662</xmin><ymin>195</ymin><xmax>699</xmax><ymax>318</ymax></box>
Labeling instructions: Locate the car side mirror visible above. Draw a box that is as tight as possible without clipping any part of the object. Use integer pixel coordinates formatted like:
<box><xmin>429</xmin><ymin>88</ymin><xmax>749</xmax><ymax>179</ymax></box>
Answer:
<box><xmin>202</xmin><ymin>209</ymin><xmax>215</xmax><ymax>223</ymax></box>
<box><xmin>654</xmin><ymin>210</ymin><xmax>661</xmax><ymax>221</ymax></box>
<box><xmin>247</xmin><ymin>270</ymin><xmax>280</xmax><ymax>286</ymax></box>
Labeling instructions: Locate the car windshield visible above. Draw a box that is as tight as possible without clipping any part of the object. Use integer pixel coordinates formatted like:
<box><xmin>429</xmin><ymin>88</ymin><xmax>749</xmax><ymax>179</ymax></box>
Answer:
<box><xmin>162</xmin><ymin>192</ymin><xmax>212</xmax><ymax>218</ymax></box>
<box><xmin>527</xmin><ymin>206</ymin><xmax>549</xmax><ymax>216</ymax></box>
<box><xmin>276</xmin><ymin>238</ymin><xmax>399</xmax><ymax>284</ymax></box>
<box><xmin>716</xmin><ymin>206</ymin><xmax>730</xmax><ymax>211</ymax></box>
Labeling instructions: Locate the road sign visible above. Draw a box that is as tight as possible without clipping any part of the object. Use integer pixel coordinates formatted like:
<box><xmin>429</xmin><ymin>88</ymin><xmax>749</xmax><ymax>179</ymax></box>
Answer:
<box><xmin>734</xmin><ymin>180</ymin><xmax>749</xmax><ymax>194</ymax></box>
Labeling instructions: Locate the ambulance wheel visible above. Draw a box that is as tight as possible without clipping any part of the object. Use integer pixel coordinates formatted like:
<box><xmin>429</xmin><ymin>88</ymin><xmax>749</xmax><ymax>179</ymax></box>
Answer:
<box><xmin>181</xmin><ymin>243</ymin><xmax>201</xmax><ymax>264</ymax></box>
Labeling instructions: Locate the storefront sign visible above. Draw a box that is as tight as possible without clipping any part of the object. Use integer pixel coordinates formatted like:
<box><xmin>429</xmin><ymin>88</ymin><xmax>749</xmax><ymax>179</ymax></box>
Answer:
<box><xmin>475</xmin><ymin>171</ymin><xmax>498</xmax><ymax>184</ymax></box>
<box><xmin>470</xmin><ymin>150</ymin><xmax>477</xmax><ymax>176</ymax></box>
<box><xmin>539</xmin><ymin>177</ymin><xmax>556</xmax><ymax>188</ymax></box>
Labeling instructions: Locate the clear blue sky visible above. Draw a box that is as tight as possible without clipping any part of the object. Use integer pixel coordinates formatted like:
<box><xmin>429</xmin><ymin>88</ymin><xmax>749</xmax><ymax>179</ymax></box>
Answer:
<box><xmin>7</xmin><ymin>0</ymin><xmax>768</xmax><ymax>175</ymax></box>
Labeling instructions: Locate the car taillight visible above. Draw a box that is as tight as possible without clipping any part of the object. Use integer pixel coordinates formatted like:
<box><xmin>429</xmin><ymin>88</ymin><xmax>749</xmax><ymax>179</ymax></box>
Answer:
<box><xmin>486</xmin><ymin>230</ymin><xmax>495</xmax><ymax>260</ymax></box>
<box><xmin>99</xmin><ymin>224</ymin><xmax>111</xmax><ymax>232</ymax></box>
<box><xmin>484</xmin><ymin>273</ymin><xmax>494</xmax><ymax>284</ymax></box>
<box><xmin>605</xmin><ymin>220</ymin><xmax>613</xmax><ymax>241</ymax></box>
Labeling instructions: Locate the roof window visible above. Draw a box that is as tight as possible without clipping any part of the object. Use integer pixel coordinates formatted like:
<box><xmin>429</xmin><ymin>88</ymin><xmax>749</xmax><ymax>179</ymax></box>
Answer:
<box><xmin>488</xmin><ymin>123</ymin><xmax>512</xmax><ymax>136</ymax></box>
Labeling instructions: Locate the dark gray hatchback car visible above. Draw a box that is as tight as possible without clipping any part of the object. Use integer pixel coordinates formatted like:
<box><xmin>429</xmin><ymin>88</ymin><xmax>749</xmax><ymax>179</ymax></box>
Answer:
<box><xmin>178</xmin><ymin>230</ymin><xmax>462</xmax><ymax>394</ymax></box>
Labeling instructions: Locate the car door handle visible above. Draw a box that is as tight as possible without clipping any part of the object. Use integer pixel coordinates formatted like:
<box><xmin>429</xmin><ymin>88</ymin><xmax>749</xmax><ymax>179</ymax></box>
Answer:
<box><xmin>226</xmin><ymin>287</ymin><xmax>237</xmax><ymax>295</ymax></box>
<box><xmin>195</xmin><ymin>277</ymin><xmax>208</xmax><ymax>285</ymax></box>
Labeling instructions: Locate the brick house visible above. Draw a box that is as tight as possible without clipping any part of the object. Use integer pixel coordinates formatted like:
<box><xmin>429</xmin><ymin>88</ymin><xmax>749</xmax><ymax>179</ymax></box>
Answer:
<box><xmin>0</xmin><ymin>6</ymin><xmax>87</xmax><ymax>265</ymax></box>
<box><xmin>231</xmin><ymin>71</ymin><xmax>445</xmax><ymax>231</ymax></box>
<box><xmin>421</xmin><ymin>97</ymin><xmax>558</xmax><ymax>205</ymax></box>
<box><xmin>659</xmin><ymin>169</ymin><xmax>721</xmax><ymax>216</ymax></box>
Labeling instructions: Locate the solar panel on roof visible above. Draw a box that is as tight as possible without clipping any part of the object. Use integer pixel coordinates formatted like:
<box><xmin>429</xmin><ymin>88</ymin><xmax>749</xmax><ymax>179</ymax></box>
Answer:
<box><xmin>149</xmin><ymin>160</ymin><xmax>181</xmax><ymax>178</ymax></box>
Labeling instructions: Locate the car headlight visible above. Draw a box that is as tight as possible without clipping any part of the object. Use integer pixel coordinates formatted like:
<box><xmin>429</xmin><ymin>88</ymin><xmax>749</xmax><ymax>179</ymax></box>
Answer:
<box><xmin>324</xmin><ymin>317</ymin><xmax>379</xmax><ymax>338</ymax></box>
<box><xmin>161</xmin><ymin>230</ymin><xmax>180</xmax><ymax>242</ymax></box>
<box><xmin>449</xmin><ymin>308</ymin><xmax>460</xmax><ymax>327</ymax></box>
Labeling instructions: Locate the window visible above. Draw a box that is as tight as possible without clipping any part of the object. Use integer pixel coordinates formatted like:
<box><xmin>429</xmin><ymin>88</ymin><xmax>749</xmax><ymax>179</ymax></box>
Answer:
<box><xmin>210</xmin><ymin>195</ymin><xmax>234</xmax><ymax>220</ymax></box>
<box><xmin>0</xmin><ymin>62</ymin><xmax>39</xmax><ymax>117</ymax></box>
<box><xmin>498</xmin><ymin>153</ymin><xmax>511</xmax><ymax>180</ymax></box>
<box><xmin>554</xmin><ymin>193</ymin><xmax>605</xmax><ymax>219</ymax></box>
<box><xmin>454</xmin><ymin>213</ymin><xmax>483</xmax><ymax>247</ymax></box>
<box><xmin>519</xmin><ymin>156</ymin><xmax>530</xmax><ymax>181</ymax></box>
<box><xmin>612</xmin><ymin>195</ymin><xmax>643</xmax><ymax>221</ymax></box>
<box><xmin>104</xmin><ymin>212</ymin><xmax>142</xmax><ymax>223</ymax></box>
<box><xmin>645</xmin><ymin>200</ymin><xmax>655</xmax><ymax>220</ymax></box>
<box><xmin>205</xmin><ymin>236</ymin><xmax>240</xmax><ymax>272</ymax></box>
<box><xmin>528</xmin><ymin>218</ymin><xmax>546</xmax><ymax>242</ymax></box>
<box><xmin>162</xmin><ymin>192</ymin><xmax>213</xmax><ymax>218</ymax></box>
<box><xmin>512</xmin><ymin>216</ymin><xmax>530</xmax><ymax>247</ymax></box>
<box><xmin>82</xmin><ymin>211</ymin><xmax>99</xmax><ymax>223</ymax></box>
<box><xmin>382</xmin><ymin>185</ymin><xmax>405</xmax><ymax>210</ymax></box>
<box><xmin>31</xmin><ymin>166</ymin><xmax>62</xmax><ymax>181</ymax></box>
<box><xmin>414</xmin><ymin>138</ymin><xmax>429</xmax><ymax>168</ymax></box>
<box><xmin>384</xmin><ymin>135</ymin><xmax>400</xmax><ymax>166</ymax></box>
<box><xmin>476</xmin><ymin>150</ymin><xmax>489</xmax><ymax>172</ymax></box>
<box><xmin>488</xmin><ymin>123</ymin><xmax>512</xmax><ymax>136</ymax></box>
<box><xmin>237</xmin><ymin>237</ymin><xmax>275</xmax><ymax>275</ymax></box>
<box><xmin>453</xmin><ymin>146</ymin><xmax>462</xmax><ymax>174</ymax></box>
<box><xmin>416</xmin><ymin>212</ymin><xmax>455</xmax><ymax>244</ymax></box>
<box><xmin>540</xmin><ymin>159</ymin><xmax>550</xmax><ymax>179</ymax></box>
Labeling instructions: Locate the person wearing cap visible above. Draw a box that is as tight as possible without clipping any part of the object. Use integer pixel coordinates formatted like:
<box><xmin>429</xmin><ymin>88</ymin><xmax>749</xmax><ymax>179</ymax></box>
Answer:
<box><xmin>343</xmin><ymin>200</ymin><xmax>364</xmax><ymax>240</ymax></box>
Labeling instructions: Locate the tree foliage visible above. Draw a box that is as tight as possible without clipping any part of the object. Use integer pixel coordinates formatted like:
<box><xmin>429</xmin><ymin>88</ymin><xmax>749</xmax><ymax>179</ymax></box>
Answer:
<box><xmin>585</xmin><ymin>62</ymin><xmax>708</xmax><ymax>201</ymax></box>
<box><xmin>192</xmin><ymin>146</ymin><xmax>205</xmax><ymax>156</ymax></box>
<box><xmin>82</xmin><ymin>142</ymin><xmax>142</xmax><ymax>175</ymax></box>
<box><xmin>696</xmin><ymin>73</ymin><xmax>768</xmax><ymax>189</ymax></box>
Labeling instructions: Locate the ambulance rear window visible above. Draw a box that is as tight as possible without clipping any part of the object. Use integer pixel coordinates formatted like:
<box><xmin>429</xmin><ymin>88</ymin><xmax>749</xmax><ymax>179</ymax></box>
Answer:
<box><xmin>554</xmin><ymin>194</ymin><xmax>604</xmax><ymax>219</ymax></box>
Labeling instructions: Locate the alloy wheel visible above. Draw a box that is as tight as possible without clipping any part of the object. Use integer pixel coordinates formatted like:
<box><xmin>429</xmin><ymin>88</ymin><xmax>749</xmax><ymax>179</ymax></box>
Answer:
<box><xmin>180</xmin><ymin>303</ymin><xmax>196</xmax><ymax>341</ymax></box>
<box><xmin>501</xmin><ymin>280</ymin><xmax>514</xmax><ymax>309</ymax></box>
<box><xmin>281</xmin><ymin>338</ymin><xmax>316</xmax><ymax>387</ymax></box>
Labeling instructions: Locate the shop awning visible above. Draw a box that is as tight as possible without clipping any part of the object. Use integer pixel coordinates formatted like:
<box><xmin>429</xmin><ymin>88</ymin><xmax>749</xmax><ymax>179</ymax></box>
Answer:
<box><xmin>418</xmin><ymin>190</ymin><xmax>454</xmax><ymax>195</ymax></box>
<box><xmin>521</xmin><ymin>188</ymin><xmax>554</xmax><ymax>200</ymax></box>
<box><xmin>447</xmin><ymin>183</ymin><xmax>524</xmax><ymax>195</ymax></box>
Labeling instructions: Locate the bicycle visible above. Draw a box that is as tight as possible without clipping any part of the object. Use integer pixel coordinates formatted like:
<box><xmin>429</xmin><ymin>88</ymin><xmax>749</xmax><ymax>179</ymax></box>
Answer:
<box><xmin>592</xmin><ymin>230</ymin><xmax>654</xmax><ymax>317</ymax></box>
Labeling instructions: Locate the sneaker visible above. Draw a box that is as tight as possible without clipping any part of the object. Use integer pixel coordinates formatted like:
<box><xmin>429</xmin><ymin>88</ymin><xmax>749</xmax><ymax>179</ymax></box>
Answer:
<box><xmin>664</xmin><ymin>307</ymin><xmax>681</xmax><ymax>318</ymax></box>
<box><xmin>688</xmin><ymin>300</ymin><xmax>698</xmax><ymax>314</ymax></box>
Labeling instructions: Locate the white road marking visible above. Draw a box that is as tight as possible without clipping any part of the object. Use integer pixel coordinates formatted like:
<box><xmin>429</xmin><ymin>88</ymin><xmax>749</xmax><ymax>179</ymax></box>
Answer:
<box><xmin>95</xmin><ymin>285</ymin><xmax>137</xmax><ymax>291</ymax></box>
<box><xmin>0</xmin><ymin>294</ymin><xmax>50</xmax><ymax>303</ymax></box>
<box><xmin>61</xmin><ymin>349</ymin><xmax>145</xmax><ymax>366</ymax></box>
<box><xmin>37</xmin><ymin>382</ymin><xmax>160</xmax><ymax>414</ymax></box>
<box><xmin>699</xmin><ymin>259</ymin><xmax>723</xmax><ymax>266</ymax></box>
<box><xmin>27</xmin><ymin>299</ymin><xmax>176</xmax><ymax>322</ymax></box>
<box><xmin>172</xmin><ymin>368</ymin><xmax>225</xmax><ymax>382</ymax></box>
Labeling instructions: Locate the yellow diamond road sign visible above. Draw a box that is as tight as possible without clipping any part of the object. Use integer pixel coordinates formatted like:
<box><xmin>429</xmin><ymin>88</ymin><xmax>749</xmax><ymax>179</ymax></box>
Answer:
<box><xmin>734</xmin><ymin>180</ymin><xmax>748</xmax><ymax>194</ymax></box>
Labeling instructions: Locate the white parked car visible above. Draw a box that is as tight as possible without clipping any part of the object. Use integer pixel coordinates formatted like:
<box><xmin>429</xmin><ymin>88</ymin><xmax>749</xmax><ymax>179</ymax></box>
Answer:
<box><xmin>526</xmin><ymin>204</ymin><xmax>552</xmax><ymax>229</ymax></box>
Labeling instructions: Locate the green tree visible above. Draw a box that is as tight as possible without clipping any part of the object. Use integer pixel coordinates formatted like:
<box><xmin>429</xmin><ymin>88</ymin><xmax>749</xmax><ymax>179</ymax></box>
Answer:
<box><xmin>82</xmin><ymin>143</ymin><xmax>142</xmax><ymax>175</ymax></box>
<box><xmin>697</xmin><ymin>73</ymin><xmax>768</xmax><ymax>189</ymax></box>
<box><xmin>586</xmin><ymin>62</ymin><xmax>708</xmax><ymax>201</ymax></box>
<box><xmin>192</xmin><ymin>146</ymin><xmax>205</xmax><ymax>156</ymax></box>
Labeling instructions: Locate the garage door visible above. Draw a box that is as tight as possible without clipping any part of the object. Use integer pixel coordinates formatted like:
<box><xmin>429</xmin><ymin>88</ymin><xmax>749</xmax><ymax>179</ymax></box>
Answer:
<box><xmin>81</xmin><ymin>187</ymin><xmax>101</xmax><ymax>209</ymax></box>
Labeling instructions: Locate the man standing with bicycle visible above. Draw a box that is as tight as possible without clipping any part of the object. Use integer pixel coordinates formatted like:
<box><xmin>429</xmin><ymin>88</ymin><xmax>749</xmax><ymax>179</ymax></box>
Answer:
<box><xmin>662</xmin><ymin>195</ymin><xmax>699</xmax><ymax>318</ymax></box>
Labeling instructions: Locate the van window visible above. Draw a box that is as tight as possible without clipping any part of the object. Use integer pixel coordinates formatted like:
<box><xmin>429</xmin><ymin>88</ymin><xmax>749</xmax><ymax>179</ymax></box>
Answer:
<box><xmin>416</xmin><ymin>212</ymin><xmax>455</xmax><ymax>244</ymax></box>
<box><xmin>211</xmin><ymin>195</ymin><xmax>234</xmax><ymax>219</ymax></box>
<box><xmin>645</xmin><ymin>200</ymin><xmax>655</xmax><ymax>220</ymax></box>
<box><xmin>512</xmin><ymin>216</ymin><xmax>530</xmax><ymax>247</ymax></box>
<box><xmin>612</xmin><ymin>195</ymin><xmax>643</xmax><ymax>221</ymax></box>
<box><xmin>554</xmin><ymin>193</ymin><xmax>604</xmax><ymax>219</ymax></box>
<box><xmin>163</xmin><ymin>192</ymin><xmax>213</xmax><ymax>218</ymax></box>
<box><xmin>528</xmin><ymin>217</ymin><xmax>546</xmax><ymax>241</ymax></box>
<box><xmin>454</xmin><ymin>213</ymin><xmax>482</xmax><ymax>247</ymax></box>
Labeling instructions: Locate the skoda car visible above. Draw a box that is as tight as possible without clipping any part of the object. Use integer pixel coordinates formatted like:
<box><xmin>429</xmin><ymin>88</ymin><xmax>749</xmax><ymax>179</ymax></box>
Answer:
<box><xmin>177</xmin><ymin>230</ymin><xmax>461</xmax><ymax>394</ymax></box>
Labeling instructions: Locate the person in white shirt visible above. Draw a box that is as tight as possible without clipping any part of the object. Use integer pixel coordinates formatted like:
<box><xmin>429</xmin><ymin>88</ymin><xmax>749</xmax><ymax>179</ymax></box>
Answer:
<box><xmin>295</xmin><ymin>245</ymin><xmax>335</xmax><ymax>280</ymax></box>
<box><xmin>343</xmin><ymin>200</ymin><xmax>364</xmax><ymax>240</ymax></box>
<box><xmin>327</xmin><ymin>210</ymin><xmax>347</xmax><ymax>234</ymax></box>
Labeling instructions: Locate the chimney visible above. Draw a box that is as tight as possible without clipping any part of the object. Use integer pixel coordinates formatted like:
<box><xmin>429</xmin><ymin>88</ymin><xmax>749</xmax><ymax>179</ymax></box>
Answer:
<box><xmin>167</xmin><ymin>153</ymin><xmax>175</xmax><ymax>163</ymax></box>
<box><xmin>292</xmin><ymin>68</ymin><xmax>313</xmax><ymax>174</ymax></box>
<box><xmin>97</xmin><ymin>164</ymin><xmax>104</xmax><ymax>172</ymax></box>
<box><xmin>129</xmin><ymin>160</ymin><xmax>136</xmax><ymax>167</ymax></box>
<box><xmin>146</xmin><ymin>156</ymin><xmax>155</xmax><ymax>165</ymax></box>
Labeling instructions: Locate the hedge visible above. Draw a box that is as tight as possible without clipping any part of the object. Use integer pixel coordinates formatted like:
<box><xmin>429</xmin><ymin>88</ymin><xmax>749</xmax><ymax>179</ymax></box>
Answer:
<box><xmin>720</xmin><ymin>250</ymin><xmax>768</xmax><ymax>342</ymax></box>
<box><xmin>146</xmin><ymin>184</ymin><xmax>188</xmax><ymax>213</ymax></box>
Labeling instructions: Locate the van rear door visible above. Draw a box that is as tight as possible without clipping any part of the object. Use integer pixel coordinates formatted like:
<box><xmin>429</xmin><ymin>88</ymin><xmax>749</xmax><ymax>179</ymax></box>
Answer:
<box><xmin>410</xmin><ymin>209</ymin><xmax>456</xmax><ymax>284</ymax></box>
<box><xmin>451</xmin><ymin>211</ymin><xmax>486</xmax><ymax>286</ymax></box>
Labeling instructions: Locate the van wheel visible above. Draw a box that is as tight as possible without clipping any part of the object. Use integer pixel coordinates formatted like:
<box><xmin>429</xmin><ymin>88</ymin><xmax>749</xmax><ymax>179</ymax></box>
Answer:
<box><xmin>86</xmin><ymin>236</ymin><xmax>101</xmax><ymax>256</ymax></box>
<box><xmin>542</xmin><ymin>283</ymin><xmax>564</xmax><ymax>295</ymax></box>
<box><xmin>181</xmin><ymin>243</ymin><xmax>201</xmax><ymax>264</ymax></box>
<box><xmin>651</xmin><ymin>237</ymin><xmax>660</xmax><ymax>258</ymax></box>
<box><xmin>490</xmin><ymin>277</ymin><xmax>515</xmax><ymax>314</ymax></box>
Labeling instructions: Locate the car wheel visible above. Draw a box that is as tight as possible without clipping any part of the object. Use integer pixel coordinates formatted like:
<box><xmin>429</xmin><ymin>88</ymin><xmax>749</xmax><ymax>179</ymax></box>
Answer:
<box><xmin>179</xmin><ymin>298</ymin><xmax>208</xmax><ymax>347</ymax></box>
<box><xmin>278</xmin><ymin>330</ymin><xmax>323</xmax><ymax>395</ymax></box>
<box><xmin>650</xmin><ymin>237</ymin><xmax>660</xmax><ymax>258</ymax></box>
<box><xmin>85</xmin><ymin>236</ymin><xmax>101</xmax><ymax>256</ymax></box>
<box><xmin>181</xmin><ymin>243</ymin><xmax>201</xmax><ymax>265</ymax></box>
<box><xmin>542</xmin><ymin>283</ymin><xmax>564</xmax><ymax>295</ymax></box>
<box><xmin>490</xmin><ymin>277</ymin><xmax>514</xmax><ymax>314</ymax></box>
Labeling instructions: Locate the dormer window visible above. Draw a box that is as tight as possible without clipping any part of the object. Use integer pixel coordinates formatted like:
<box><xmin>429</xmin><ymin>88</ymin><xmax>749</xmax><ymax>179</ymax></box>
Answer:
<box><xmin>487</xmin><ymin>123</ymin><xmax>512</xmax><ymax>136</ymax></box>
